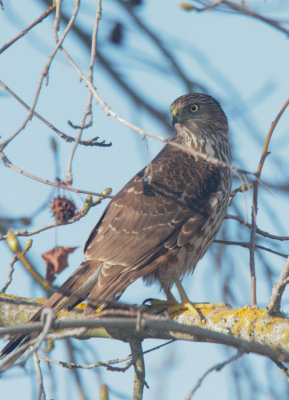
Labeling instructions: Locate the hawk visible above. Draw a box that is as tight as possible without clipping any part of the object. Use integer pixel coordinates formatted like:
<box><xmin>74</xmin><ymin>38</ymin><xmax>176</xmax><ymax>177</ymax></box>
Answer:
<box><xmin>1</xmin><ymin>93</ymin><xmax>231</xmax><ymax>362</ymax></box>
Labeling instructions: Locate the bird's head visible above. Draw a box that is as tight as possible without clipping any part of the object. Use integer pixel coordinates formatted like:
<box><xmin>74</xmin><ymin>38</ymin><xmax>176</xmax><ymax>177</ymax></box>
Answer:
<box><xmin>170</xmin><ymin>93</ymin><xmax>228</xmax><ymax>136</ymax></box>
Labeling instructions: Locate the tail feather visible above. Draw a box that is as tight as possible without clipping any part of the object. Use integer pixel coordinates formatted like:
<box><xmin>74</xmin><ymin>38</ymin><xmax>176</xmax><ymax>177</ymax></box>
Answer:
<box><xmin>0</xmin><ymin>258</ymin><xmax>153</xmax><ymax>366</ymax></box>
<box><xmin>0</xmin><ymin>308</ymin><xmax>42</xmax><ymax>370</ymax></box>
<box><xmin>0</xmin><ymin>260</ymin><xmax>101</xmax><ymax>365</ymax></box>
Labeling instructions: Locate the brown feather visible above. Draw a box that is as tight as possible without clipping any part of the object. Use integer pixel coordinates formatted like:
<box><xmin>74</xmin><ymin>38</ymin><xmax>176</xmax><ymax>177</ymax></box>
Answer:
<box><xmin>1</xmin><ymin>93</ymin><xmax>232</xmax><ymax>364</ymax></box>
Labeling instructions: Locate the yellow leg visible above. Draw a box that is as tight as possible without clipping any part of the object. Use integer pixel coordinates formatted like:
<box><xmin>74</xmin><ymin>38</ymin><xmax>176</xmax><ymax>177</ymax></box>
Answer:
<box><xmin>145</xmin><ymin>279</ymin><xmax>229</xmax><ymax>317</ymax></box>
<box><xmin>167</xmin><ymin>291</ymin><xmax>178</xmax><ymax>304</ymax></box>
<box><xmin>167</xmin><ymin>279</ymin><xmax>229</xmax><ymax>318</ymax></box>
<box><xmin>167</xmin><ymin>279</ymin><xmax>204</xmax><ymax>319</ymax></box>
<box><xmin>175</xmin><ymin>279</ymin><xmax>190</xmax><ymax>304</ymax></box>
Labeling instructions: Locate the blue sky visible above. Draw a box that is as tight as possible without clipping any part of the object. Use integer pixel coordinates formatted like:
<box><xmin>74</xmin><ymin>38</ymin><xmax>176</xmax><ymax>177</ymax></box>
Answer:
<box><xmin>1</xmin><ymin>1</ymin><xmax>289</xmax><ymax>399</ymax></box>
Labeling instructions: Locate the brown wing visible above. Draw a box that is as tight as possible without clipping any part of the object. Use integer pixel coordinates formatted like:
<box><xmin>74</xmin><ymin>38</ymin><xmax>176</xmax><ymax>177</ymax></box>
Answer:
<box><xmin>1</xmin><ymin>144</ymin><xmax>221</xmax><ymax>359</ymax></box>
<box><xmin>84</xmin><ymin>143</ymin><xmax>221</xmax><ymax>273</ymax></box>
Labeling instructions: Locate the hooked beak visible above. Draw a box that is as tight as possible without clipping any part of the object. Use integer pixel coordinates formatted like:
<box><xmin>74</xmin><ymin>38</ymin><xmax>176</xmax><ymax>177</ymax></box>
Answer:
<box><xmin>171</xmin><ymin>108</ymin><xmax>179</xmax><ymax>127</ymax></box>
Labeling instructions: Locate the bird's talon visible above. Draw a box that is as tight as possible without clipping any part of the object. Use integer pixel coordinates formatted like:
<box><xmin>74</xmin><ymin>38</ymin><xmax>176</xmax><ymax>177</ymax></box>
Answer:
<box><xmin>167</xmin><ymin>302</ymin><xmax>205</xmax><ymax>320</ymax></box>
<box><xmin>143</xmin><ymin>297</ymin><xmax>178</xmax><ymax>315</ymax></box>
<box><xmin>196</xmin><ymin>302</ymin><xmax>231</xmax><ymax>310</ymax></box>
<box><xmin>142</xmin><ymin>297</ymin><xmax>165</xmax><ymax>306</ymax></box>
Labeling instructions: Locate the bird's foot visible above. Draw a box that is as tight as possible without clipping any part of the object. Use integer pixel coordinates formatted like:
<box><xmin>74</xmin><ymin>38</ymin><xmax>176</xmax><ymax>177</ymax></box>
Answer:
<box><xmin>169</xmin><ymin>279</ymin><xmax>230</xmax><ymax>319</ymax></box>
<box><xmin>168</xmin><ymin>301</ymin><xmax>204</xmax><ymax>319</ymax></box>
<box><xmin>143</xmin><ymin>297</ymin><xmax>178</xmax><ymax>314</ymax></box>
<box><xmin>143</xmin><ymin>297</ymin><xmax>229</xmax><ymax>319</ymax></box>
<box><xmin>167</xmin><ymin>301</ymin><xmax>229</xmax><ymax>319</ymax></box>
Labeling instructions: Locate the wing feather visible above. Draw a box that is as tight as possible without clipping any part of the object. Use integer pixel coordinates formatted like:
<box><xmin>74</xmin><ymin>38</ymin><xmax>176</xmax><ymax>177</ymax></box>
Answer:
<box><xmin>85</xmin><ymin>144</ymin><xmax>221</xmax><ymax>270</ymax></box>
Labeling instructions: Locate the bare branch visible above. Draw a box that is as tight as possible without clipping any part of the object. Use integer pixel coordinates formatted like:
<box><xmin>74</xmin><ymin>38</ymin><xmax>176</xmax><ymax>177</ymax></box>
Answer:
<box><xmin>33</xmin><ymin>352</ymin><xmax>46</xmax><ymax>400</ymax></box>
<box><xmin>5</xmin><ymin>231</ymin><xmax>51</xmax><ymax>291</ymax></box>
<box><xmin>0</xmin><ymin>192</ymin><xmax>111</xmax><ymax>242</ymax></box>
<box><xmin>215</xmin><ymin>240</ymin><xmax>288</xmax><ymax>259</ymax></box>
<box><xmin>0</xmin><ymin>0</ymin><xmax>80</xmax><ymax>152</ymax></box>
<box><xmin>184</xmin><ymin>1</ymin><xmax>289</xmax><ymax>37</ymax></box>
<box><xmin>267</xmin><ymin>257</ymin><xmax>289</xmax><ymax>315</ymax></box>
<box><xmin>53</xmin><ymin>0</ymin><xmax>62</xmax><ymax>39</ymax></box>
<box><xmin>185</xmin><ymin>351</ymin><xmax>243</xmax><ymax>399</ymax></box>
<box><xmin>0</xmin><ymin>5</ymin><xmax>55</xmax><ymax>55</ymax></box>
<box><xmin>65</xmin><ymin>339</ymin><xmax>87</xmax><ymax>400</ymax></box>
<box><xmin>249</xmin><ymin>98</ymin><xmax>289</xmax><ymax>306</ymax></box>
<box><xmin>0</xmin><ymin>80</ymin><xmax>111</xmax><ymax>147</ymax></box>
<box><xmin>0</xmin><ymin>151</ymin><xmax>113</xmax><ymax>200</ymax></box>
<box><xmin>222</xmin><ymin>0</ymin><xmax>289</xmax><ymax>37</ymax></box>
<box><xmin>118</xmin><ymin>0</ymin><xmax>200</xmax><ymax>93</ymax></box>
<box><xmin>226</xmin><ymin>214</ymin><xmax>289</xmax><ymax>242</ymax></box>
<box><xmin>1</xmin><ymin>299</ymin><xmax>289</xmax><ymax>364</ymax></box>
<box><xmin>129</xmin><ymin>339</ymin><xmax>147</xmax><ymax>400</ymax></box>
<box><xmin>38</xmin><ymin>339</ymin><xmax>173</xmax><ymax>372</ymax></box>
<box><xmin>1</xmin><ymin>256</ymin><xmax>17</xmax><ymax>293</ymax></box>
<box><xmin>65</xmin><ymin>0</ymin><xmax>103</xmax><ymax>184</ymax></box>
<box><xmin>59</xmin><ymin>44</ymin><xmax>254</xmax><ymax>183</ymax></box>
<box><xmin>39</xmin><ymin>351</ymin><xmax>133</xmax><ymax>372</ymax></box>
<box><xmin>0</xmin><ymin>307</ymin><xmax>55</xmax><ymax>373</ymax></box>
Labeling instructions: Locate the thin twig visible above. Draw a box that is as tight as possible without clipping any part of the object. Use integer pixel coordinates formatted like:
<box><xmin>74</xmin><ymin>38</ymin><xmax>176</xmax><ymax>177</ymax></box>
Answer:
<box><xmin>215</xmin><ymin>240</ymin><xmax>288</xmax><ymax>259</ymax></box>
<box><xmin>18</xmin><ymin>308</ymin><xmax>55</xmax><ymax>363</ymax></box>
<box><xmin>0</xmin><ymin>308</ymin><xmax>55</xmax><ymax>373</ymax></box>
<box><xmin>53</xmin><ymin>0</ymin><xmax>62</xmax><ymax>38</ymax></box>
<box><xmin>38</xmin><ymin>339</ymin><xmax>174</xmax><ymax>371</ymax></box>
<box><xmin>1</xmin><ymin>256</ymin><xmax>17</xmax><ymax>293</ymax></box>
<box><xmin>267</xmin><ymin>257</ymin><xmax>289</xmax><ymax>315</ymax></box>
<box><xmin>5</xmin><ymin>231</ymin><xmax>51</xmax><ymax>291</ymax></box>
<box><xmin>0</xmin><ymin>5</ymin><xmax>55</xmax><ymax>55</ymax></box>
<box><xmin>0</xmin><ymin>192</ymin><xmax>110</xmax><ymax>242</ymax></box>
<box><xmin>190</xmin><ymin>0</ymin><xmax>289</xmax><ymax>37</ymax></box>
<box><xmin>0</xmin><ymin>151</ymin><xmax>112</xmax><ymax>199</ymax></box>
<box><xmin>39</xmin><ymin>352</ymin><xmax>133</xmax><ymax>372</ymax></box>
<box><xmin>0</xmin><ymin>80</ymin><xmax>111</xmax><ymax>147</ymax></box>
<box><xmin>129</xmin><ymin>339</ymin><xmax>147</xmax><ymax>400</ymax></box>
<box><xmin>64</xmin><ymin>0</ymin><xmax>102</xmax><ymax>184</ymax></box>
<box><xmin>0</xmin><ymin>1</ymin><xmax>80</xmax><ymax>152</ymax></box>
<box><xmin>185</xmin><ymin>351</ymin><xmax>243</xmax><ymax>400</ymax></box>
<box><xmin>65</xmin><ymin>339</ymin><xmax>87</xmax><ymax>400</ymax></box>
<box><xmin>222</xmin><ymin>0</ymin><xmax>289</xmax><ymax>37</ymax></box>
<box><xmin>249</xmin><ymin>98</ymin><xmax>289</xmax><ymax>306</ymax></box>
<box><xmin>119</xmin><ymin>0</ymin><xmax>198</xmax><ymax>92</ymax></box>
<box><xmin>59</xmin><ymin>43</ymin><xmax>253</xmax><ymax>181</ymax></box>
<box><xmin>226</xmin><ymin>214</ymin><xmax>289</xmax><ymax>241</ymax></box>
<box><xmin>191</xmin><ymin>0</ymin><xmax>224</xmax><ymax>12</ymax></box>
<box><xmin>56</xmin><ymin>7</ymin><xmax>170</xmax><ymax>128</ymax></box>
<box><xmin>229</xmin><ymin>183</ymin><xmax>253</xmax><ymax>199</ymax></box>
<box><xmin>33</xmin><ymin>352</ymin><xmax>46</xmax><ymax>400</ymax></box>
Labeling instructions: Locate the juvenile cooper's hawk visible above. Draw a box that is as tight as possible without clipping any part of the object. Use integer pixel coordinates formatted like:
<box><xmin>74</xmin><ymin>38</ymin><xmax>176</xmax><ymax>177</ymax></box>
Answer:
<box><xmin>1</xmin><ymin>93</ymin><xmax>231</xmax><ymax>361</ymax></box>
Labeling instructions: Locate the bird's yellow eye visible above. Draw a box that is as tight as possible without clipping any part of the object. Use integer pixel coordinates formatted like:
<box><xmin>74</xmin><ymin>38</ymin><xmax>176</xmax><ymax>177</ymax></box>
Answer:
<box><xmin>189</xmin><ymin>103</ymin><xmax>200</xmax><ymax>113</ymax></box>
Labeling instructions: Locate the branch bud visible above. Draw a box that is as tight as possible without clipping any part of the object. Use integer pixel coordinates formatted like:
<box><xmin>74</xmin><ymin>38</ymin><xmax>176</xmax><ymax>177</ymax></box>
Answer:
<box><xmin>23</xmin><ymin>239</ymin><xmax>33</xmax><ymax>253</ymax></box>
<box><xmin>6</xmin><ymin>231</ymin><xmax>21</xmax><ymax>254</ymax></box>
<box><xmin>102</xmin><ymin>187</ymin><xmax>112</xmax><ymax>196</ymax></box>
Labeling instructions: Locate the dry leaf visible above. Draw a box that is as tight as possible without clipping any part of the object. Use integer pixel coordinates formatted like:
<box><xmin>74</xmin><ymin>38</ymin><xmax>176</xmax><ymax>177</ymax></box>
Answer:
<box><xmin>42</xmin><ymin>246</ymin><xmax>76</xmax><ymax>283</ymax></box>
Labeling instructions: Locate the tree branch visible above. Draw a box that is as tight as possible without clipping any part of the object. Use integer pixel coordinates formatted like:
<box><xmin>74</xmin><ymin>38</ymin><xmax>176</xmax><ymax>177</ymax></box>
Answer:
<box><xmin>267</xmin><ymin>256</ymin><xmax>289</xmax><ymax>315</ymax></box>
<box><xmin>249</xmin><ymin>98</ymin><xmax>289</xmax><ymax>306</ymax></box>
<box><xmin>185</xmin><ymin>351</ymin><xmax>243</xmax><ymax>399</ymax></box>
<box><xmin>1</xmin><ymin>296</ymin><xmax>289</xmax><ymax>366</ymax></box>
<box><xmin>0</xmin><ymin>80</ymin><xmax>111</xmax><ymax>148</ymax></box>
<box><xmin>0</xmin><ymin>5</ymin><xmax>55</xmax><ymax>55</ymax></box>
<box><xmin>129</xmin><ymin>339</ymin><xmax>146</xmax><ymax>400</ymax></box>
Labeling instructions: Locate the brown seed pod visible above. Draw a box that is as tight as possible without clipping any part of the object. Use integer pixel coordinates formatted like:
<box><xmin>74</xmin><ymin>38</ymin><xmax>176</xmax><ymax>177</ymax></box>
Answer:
<box><xmin>50</xmin><ymin>196</ymin><xmax>76</xmax><ymax>223</ymax></box>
